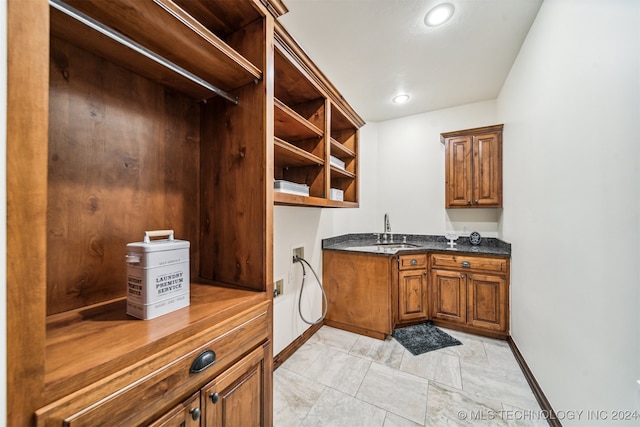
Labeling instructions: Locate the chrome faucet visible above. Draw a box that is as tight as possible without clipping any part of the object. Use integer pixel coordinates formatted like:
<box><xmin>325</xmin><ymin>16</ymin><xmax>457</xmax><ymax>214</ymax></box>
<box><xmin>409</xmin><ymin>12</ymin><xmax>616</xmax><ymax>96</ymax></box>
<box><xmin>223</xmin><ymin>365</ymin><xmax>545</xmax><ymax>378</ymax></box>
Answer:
<box><xmin>383</xmin><ymin>213</ymin><xmax>392</xmax><ymax>243</ymax></box>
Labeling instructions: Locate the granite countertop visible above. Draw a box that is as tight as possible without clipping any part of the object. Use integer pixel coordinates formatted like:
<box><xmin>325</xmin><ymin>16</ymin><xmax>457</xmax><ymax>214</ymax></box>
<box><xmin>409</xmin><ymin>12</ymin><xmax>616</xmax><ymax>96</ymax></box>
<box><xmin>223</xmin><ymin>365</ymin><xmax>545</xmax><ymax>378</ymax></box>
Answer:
<box><xmin>322</xmin><ymin>233</ymin><xmax>511</xmax><ymax>257</ymax></box>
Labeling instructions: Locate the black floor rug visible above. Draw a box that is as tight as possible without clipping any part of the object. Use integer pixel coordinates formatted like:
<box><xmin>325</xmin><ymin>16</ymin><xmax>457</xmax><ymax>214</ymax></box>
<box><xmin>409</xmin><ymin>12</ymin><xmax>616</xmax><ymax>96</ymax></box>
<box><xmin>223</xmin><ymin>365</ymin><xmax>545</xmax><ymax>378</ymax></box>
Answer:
<box><xmin>392</xmin><ymin>321</ymin><xmax>462</xmax><ymax>356</ymax></box>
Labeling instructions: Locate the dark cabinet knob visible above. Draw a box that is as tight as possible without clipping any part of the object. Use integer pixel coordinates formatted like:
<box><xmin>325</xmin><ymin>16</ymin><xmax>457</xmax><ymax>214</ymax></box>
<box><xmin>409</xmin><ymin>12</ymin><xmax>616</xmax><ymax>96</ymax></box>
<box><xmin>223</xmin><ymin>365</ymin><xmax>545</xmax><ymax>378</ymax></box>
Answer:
<box><xmin>210</xmin><ymin>392</ymin><xmax>220</xmax><ymax>404</ymax></box>
<box><xmin>190</xmin><ymin>407</ymin><xmax>201</xmax><ymax>421</ymax></box>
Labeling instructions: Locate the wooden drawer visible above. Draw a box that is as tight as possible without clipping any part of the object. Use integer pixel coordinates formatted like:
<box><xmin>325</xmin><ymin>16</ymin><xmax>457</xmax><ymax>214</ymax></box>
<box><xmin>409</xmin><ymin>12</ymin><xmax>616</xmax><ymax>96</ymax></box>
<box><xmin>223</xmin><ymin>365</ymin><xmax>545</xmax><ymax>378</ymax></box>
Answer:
<box><xmin>430</xmin><ymin>253</ymin><xmax>507</xmax><ymax>274</ymax></box>
<box><xmin>398</xmin><ymin>253</ymin><xmax>428</xmax><ymax>270</ymax></box>
<box><xmin>36</xmin><ymin>302</ymin><xmax>269</xmax><ymax>427</ymax></box>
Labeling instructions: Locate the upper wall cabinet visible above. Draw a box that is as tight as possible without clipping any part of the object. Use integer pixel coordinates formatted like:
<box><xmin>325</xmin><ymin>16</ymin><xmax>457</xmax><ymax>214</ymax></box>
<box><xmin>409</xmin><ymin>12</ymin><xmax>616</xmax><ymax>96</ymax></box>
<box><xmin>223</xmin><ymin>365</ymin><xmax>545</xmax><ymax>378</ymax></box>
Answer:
<box><xmin>273</xmin><ymin>21</ymin><xmax>365</xmax><ymax>208</ymax></box>
<box><xmin>441</xmin><ymin>124</ymin><xmax>503</xmax><ymax>208</ymax></box>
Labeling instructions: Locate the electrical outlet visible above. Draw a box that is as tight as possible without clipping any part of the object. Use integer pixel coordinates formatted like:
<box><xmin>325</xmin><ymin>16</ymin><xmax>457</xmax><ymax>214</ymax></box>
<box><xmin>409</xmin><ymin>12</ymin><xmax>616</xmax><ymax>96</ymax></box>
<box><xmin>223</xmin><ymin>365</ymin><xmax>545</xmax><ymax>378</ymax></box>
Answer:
<box><xmin>292</xmin><ymin>246</ymin><xmax>304</xmax><ymax>263</ymax></box>
<box><xmin>274</xmin><ymin>279</ymin><xmax>284</xmax><ymax>298</ymax></box>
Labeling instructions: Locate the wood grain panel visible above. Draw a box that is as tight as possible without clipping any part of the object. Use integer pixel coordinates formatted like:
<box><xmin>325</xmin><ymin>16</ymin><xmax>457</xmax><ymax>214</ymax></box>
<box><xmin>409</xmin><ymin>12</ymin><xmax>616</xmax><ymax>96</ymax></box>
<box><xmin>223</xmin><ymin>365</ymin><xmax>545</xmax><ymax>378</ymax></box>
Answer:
<box><xmin>200</xmin><ymin>80</ymin><xmax>267</xmax><ymax>289</ymax></box>
<box><xmin>323</xmin><ymin>251</ymin><xmax>393</xmax><ymax>338</ymax></box>
<box><xmin>445</xmin><ymin>135</ymin><xmax>472</xmax><ymax>207</ymax></box>
<box><xmin>37</xmin><ymin>297</ymin><xmax>270</xmax><ymax>425</ymax></box>
<box><xmin>148</xmin><ymin>392</ymin><xmax>200</xmax><ymax>427</ymax></box>
<box><xmin>7</xmin><ymin>0</ymin><xmax>50</xmax><ymax>424</ymax></box>
<box><xmin>47</xmin><ymin>37</ymin><xmax>200</xmax><ymax>314</ymax></box>
<box><xmin>473</xmin><ymin>132</ymin><xmax>502</xmax><ymax>206</ymax></box>
<box><xmin>274</xmin><ymin>46</ymin><xmax>323</xmax><ymax>106</ymax></box>
<box><xmin>430</xmin><ymin>269</ymin><xmax>466</xmax><ymax>324</ymax></box>
<box><xmin>173</xmin><ymin>0</ymin><xmax>262</xmax><ymax>38</ymax></box>
<box><xmin>398</xmin><ymin>254</ymin><xmax>428</xmax><ymax>270</ymax></box>
<box><xmin>282</xmin><ymin>165</ymin><xmax>325</xmax><ymax>198</ymax></box>
<box><xmin>430</xmin><ymin>253</ymin><xmax>507</xmax><ymax>274</ymax></box>
<box><xmin>203</xmin><ymin>346</ymin><xmax>266</xmax><ymax>427</ymax></box>
<box><xmin>397</xmin><ymin>270</ymin><xmax>428</xmax><ymax>322</ymax></box>
<box><xmin>467</xmin><ymin>274</ymin><xmax>507</xmax><ymax>331</ymax></box>
<box><xmin>63</xmin><ymin>0</ymin><xmax>261</xmax><ymax>90</ymax></box>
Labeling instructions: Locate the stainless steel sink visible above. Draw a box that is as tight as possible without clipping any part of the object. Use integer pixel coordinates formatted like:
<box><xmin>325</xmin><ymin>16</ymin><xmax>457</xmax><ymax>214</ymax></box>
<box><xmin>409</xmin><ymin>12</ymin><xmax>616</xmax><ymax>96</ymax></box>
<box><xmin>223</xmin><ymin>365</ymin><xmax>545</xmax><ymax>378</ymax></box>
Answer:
<box><xmin>343</xmin><ymin>243</ymin><xmax>420</xmax><ymax>253</ymax></box>
<box><xmin>376</xmin><ymin>243</ymin><xmax>419</xmax><ymax>249</ymax></box>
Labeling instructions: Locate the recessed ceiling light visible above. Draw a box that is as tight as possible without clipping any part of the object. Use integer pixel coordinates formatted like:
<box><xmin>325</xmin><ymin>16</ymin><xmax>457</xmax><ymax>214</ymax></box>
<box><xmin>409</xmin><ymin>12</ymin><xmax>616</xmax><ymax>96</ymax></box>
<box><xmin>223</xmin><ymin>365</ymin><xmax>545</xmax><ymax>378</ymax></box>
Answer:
<box><xmin>424</xmin><ymin>3</ymin><xmax>455</xmax><ymax>27</ymax></box>
<box><xmin>392</xmin><ymin>94</ymin><xmax>410</xmax><ymax>104</ymax></box>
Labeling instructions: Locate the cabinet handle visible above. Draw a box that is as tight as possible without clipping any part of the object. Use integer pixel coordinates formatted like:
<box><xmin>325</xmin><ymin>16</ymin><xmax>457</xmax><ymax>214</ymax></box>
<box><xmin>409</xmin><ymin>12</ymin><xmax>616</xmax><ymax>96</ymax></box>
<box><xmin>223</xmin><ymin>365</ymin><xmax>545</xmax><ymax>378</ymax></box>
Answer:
<box><xmin>410</xmin><ymin>259</ymin><xmax>418</xmax><ymax>265</ymax></box>
<box><xmin>190</xmin><ymin>349</ymin><xmax>216</xmax><ymax>373</ymax></box>
<box><xmin>461</xmin><ymin>261</ymin><xmax>471</xmax><ymax>268</ymax></box>
<box><xmin>190</xmin><ymin>407</ymin><xmax>201</xmax><ymax>421</ymax></box>
<box><xmin>460</xmin><ymin>274</ymin><xmax>465</xmax><ymax>279</ymax></box>
<box><xmin>210</xmin><ymin>392</ymin><xmax>220</xmax><ymax>404</ymax></box>
<box><xmin>467</xmin><ymin>200</ymin><xmax>471</xmax><ymax>205</ymax></box>
<box><xmin>423</xmin><ymin>271</ymin><xmax>427</xmax><ymax>276</ymax></box>
<box><xmin>474</xmin><ymin>200</ymin><xmax>479</xmax><ymax>204</ymax></box>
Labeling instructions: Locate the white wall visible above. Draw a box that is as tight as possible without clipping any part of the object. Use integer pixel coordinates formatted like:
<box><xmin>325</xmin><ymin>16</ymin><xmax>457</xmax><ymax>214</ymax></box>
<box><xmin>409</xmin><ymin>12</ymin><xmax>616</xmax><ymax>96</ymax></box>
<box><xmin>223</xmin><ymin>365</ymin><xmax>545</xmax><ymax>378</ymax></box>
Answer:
<box><xmin>1</xmin><ymin>0</ymin><xmax>7</xmax><ymax>422</ymax></box>
<box><xmin>498</xmin><ymin>0</ymin><xmax>640</xmax><ymax>423</ymax></box>
<box><xmin>272</xmin><ymin>123</ymin><xmax>379</xmax><ymax>355</ymax></box>
<box><xmin>376</xmin><ymin>100</ymin><xmax>500</xmax><ymax>237</ymax></box>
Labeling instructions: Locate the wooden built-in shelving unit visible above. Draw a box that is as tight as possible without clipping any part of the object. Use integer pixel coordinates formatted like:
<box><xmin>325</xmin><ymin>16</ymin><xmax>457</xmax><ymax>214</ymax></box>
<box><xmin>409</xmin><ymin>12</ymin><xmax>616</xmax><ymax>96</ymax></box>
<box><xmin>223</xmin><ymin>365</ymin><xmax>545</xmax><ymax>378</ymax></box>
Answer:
<box><xmin>8</xmin><ymin>0</ymin><xmax>285</xmax><ymax>425</ymax></box>
<box><xmin>273</xmin><ymin>21</ymin><xmax>365</xmax><ymax>207</ymax></box>
<box><xmin>7</xmin><ymin>0</ymin><xmax>363</xmax><ymax>425</ymax></box>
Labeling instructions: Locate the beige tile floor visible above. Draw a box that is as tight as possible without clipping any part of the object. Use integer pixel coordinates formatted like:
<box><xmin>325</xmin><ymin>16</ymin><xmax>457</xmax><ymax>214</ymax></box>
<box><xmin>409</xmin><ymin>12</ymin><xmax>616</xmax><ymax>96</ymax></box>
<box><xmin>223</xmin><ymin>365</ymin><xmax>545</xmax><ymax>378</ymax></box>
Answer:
<box><xmin>274</xmin><ymin>325</ymin><xmax>548</xmax><ymax>426</ymax></box>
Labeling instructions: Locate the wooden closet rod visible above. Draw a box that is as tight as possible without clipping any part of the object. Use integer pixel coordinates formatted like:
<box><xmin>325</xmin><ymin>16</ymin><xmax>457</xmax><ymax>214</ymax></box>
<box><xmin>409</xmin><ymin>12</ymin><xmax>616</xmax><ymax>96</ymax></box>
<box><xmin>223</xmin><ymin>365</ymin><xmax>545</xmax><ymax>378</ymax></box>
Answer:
<box><xmin>49</xmin><ymin>0</ymin><xmax>240</xmax><ymax>104</ymax></box>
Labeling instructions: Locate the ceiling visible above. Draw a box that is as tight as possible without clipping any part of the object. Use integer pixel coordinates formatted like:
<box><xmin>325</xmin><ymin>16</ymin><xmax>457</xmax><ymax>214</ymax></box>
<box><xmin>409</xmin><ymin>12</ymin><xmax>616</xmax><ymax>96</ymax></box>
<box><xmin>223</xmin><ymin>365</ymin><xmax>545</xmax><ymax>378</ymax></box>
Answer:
<box><xmin>278</xmin><ymin>0</ymin><xmax>543</xmax><ymax>123</ymax></box>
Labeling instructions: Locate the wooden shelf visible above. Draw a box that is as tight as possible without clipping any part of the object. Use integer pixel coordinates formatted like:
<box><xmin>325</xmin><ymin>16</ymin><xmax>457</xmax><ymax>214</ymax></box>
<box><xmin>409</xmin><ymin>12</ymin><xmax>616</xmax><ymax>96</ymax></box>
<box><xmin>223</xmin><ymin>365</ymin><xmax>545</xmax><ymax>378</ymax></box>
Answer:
<box><xmin>173</xmin><ymin>0</ymin><xmax>265</xmax><ymax>37</ymax></box>
<box><xmin>50</xmin><ymin>8</ymin><xmax>215</xmax><ymax>100</ymax></box>
<box><xmin>274</xmin><ymin>98</ymin><xmax>324</xmax><ymax>140</ymax></box>
<box><xmin>274</xmin><ymin>191</ymin><xmax>358</xmax><ymax>208</ymax></box>
<box><xmin>330</xmin><ymin>165</ymin><xmax>356</xmax><ymax>180</ymax></box>
<box><xmin>274</xmin><ymin>137</ymin><xmax>324</xmax><ymax>168</ymax></box>
<box><xmin>331</xmin><ymin>101</ymin><xmax>358</xmax><ymax>131</ymax></box>
<box><xmin>44</xmin><ymin>282</ymin><xmax>267</xmax><ymax>401</ymax></box>
<box><xmin>272</xmin><ymin>23</ymin><xmax>363</xmax><ymax>209</ymax></box>
<box><xmin>58</xmin><ymin>0</ymin><xmax>261</xmax><ymax>94</ymax></box>
<box><xmin>274</xmin><ymin>46</ymin><xmax>323</xmax><ymax>106</ymax></box>
<box><xmin>331</xmin><ymin>137</ymin><xmax>356</xmax><ymax>159</ymax></box>
<box><xmin>9</xmin><ymin>0</ymin><xmax>275</xmax><ymax>424</ymax></box>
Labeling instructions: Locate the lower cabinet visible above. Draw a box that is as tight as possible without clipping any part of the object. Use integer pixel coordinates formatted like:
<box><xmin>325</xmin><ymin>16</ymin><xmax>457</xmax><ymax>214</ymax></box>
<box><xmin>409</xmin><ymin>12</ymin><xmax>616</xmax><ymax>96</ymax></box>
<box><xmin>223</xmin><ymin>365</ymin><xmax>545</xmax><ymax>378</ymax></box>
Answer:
<box><xmin>396</xmin><ymin>254</ymin><xmax>428</xmax><ymax>324</ymax></box>
<box><xmin>430</xmin><ymin>253</ymin><xmax>509</xmax><ymax>338</ymax></box>
<box><xmin>35</xmin><ymin>303</ymin><xmax>272</xmax><ymax>427</ymax></box>
<box><xmin>430</xmin><ymin>269</ymin><xmax>467</xmax><ymax>325</ymax></box>
<box><xmin>323</xmin><ymin>250</ymin><xmax>394</xmax><ymax>339</ymax></box>
<box><xmin>202</xmin><ymin>346</ymin><xmax>265</xmax><ymax>427</ymax></box>
<box><xmin>323</xmin><ymin>249</ymin><xmax>510</xmax><ymax>340</ymax></box>
<box><xmin>151</xmin><ymin>346</ymin><xmax>267</xmax><ymax>427</ymax></box>
<box><xmin>150</xmin><ymin>392</ymin><xmax>201</xmax><ymax>427</ymax></box>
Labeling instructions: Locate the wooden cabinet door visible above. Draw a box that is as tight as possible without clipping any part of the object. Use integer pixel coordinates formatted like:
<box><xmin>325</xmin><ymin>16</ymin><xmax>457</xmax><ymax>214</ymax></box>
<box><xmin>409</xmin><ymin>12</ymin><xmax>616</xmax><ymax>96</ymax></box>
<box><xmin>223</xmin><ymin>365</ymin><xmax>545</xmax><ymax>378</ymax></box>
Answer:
<box><xmin>472</xmin><ymin>132</ymin><xmax>502</xmax><ymax>207</ymax></box>
<box><xmin>430</xmin><ymin>269</ymin><xmax>466</xmax><ymax>324</ymax></box>
<box><xmin>203</xmin><ymin>346</ymin><xmax>265</xmax><ymax>427</ymax></box>
<box><xmin>445</xmin><ymin>135</ymin><xmax>473</xmax><ymax>207</ymax></box>
<box><xmin>467</xmin><ymin>273</ymin><xmax>507</xmax><ymax>332</ymax></box>
<box><xmin>398</xmin><ymin>269</ymin><xmax>428</xmax><ymax>322</ymax></box>
<box><xmin>149</xmin><ymin>392</ymin><xmax>201</xmax><ymax>427</ymax></box>
<box><xmin>323</xmin><ymin>250</ymin><xmax>393</xmax><ymax>339</ymax></box>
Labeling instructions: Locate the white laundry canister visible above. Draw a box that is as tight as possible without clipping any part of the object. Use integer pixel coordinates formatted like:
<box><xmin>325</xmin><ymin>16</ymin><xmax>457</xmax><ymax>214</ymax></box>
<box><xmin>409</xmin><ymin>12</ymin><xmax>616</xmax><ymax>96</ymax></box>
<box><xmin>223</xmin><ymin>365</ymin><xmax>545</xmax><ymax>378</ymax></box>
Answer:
<box><xmin>125</xmin><ymin>230</ymin><xmax>190</xmax><ymax>320</ymax></box>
